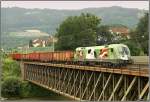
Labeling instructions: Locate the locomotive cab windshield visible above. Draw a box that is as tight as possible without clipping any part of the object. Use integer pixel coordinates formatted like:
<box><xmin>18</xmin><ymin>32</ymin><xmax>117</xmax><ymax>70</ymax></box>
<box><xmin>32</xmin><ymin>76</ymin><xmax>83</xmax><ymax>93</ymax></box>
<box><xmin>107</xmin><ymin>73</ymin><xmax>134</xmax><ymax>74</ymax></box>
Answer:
<box><xmin>119</xmin><ymin>45</ymin><xmax>130</xmax><ymax>60</ymax></box>
<box><xmin>122</xmin><ymin>47</ymin><xmax>129</xmax><ymax>55</ymax></box>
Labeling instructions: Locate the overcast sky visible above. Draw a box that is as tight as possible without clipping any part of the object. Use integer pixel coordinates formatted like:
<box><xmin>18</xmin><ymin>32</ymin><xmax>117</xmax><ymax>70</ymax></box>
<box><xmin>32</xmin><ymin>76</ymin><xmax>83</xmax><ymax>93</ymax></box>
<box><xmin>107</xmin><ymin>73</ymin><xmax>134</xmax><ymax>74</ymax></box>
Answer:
<box><xmin>1</xmin><ymin>1</ymin><xmax>149</xmax><ymax>10</ymax></box>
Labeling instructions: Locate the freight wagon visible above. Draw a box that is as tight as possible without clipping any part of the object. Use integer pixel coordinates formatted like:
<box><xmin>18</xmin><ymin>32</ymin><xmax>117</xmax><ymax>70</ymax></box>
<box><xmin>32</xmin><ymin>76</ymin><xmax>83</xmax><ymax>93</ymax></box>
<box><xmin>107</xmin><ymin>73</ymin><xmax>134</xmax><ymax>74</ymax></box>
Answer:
<box><xmin>10</xmin><ymin>44</ymin><xmax>132</xmax><ymax>67</ymax></box>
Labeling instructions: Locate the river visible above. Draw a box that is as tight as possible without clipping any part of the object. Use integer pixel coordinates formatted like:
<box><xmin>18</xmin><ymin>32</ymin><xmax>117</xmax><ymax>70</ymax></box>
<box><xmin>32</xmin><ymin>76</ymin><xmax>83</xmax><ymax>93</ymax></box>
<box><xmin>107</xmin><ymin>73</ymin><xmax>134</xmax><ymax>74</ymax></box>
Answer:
<box><xmin>6</xmin><ymin>91</ymin><xmax>73</xmax><ymax>101</ymax></box>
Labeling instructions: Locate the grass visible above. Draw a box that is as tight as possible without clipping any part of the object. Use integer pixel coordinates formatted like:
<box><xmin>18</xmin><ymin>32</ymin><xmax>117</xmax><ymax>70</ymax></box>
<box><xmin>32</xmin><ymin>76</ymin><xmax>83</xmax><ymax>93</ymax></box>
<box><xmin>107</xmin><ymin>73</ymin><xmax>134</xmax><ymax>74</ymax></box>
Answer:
<box><xmin>14</xmin><ymin>46</ymin><xmax>54</xmax><ymax>54</ymax></box>
<box><xmin>2</xmin><ymin>31</ymin><xmax>51</xmax><ymax>52</ymax></box>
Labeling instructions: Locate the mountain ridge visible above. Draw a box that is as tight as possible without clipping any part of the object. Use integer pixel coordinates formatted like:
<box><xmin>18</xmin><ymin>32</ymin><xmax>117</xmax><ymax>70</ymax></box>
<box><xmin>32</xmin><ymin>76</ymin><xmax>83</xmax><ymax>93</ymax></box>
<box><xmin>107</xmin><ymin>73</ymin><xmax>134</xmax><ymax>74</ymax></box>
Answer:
<box><xmin>1</xmin><ymin>6</ymin><xmax>147</xmax><ymax>34</ymax></box>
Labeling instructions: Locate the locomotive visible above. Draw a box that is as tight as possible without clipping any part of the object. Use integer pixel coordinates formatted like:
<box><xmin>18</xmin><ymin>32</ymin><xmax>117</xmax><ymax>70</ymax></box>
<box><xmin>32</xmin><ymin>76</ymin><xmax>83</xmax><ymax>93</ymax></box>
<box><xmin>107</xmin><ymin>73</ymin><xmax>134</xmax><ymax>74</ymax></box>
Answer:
<box><xmin>74</xmin><ymin>44</ymin><xmax>132</xmax><ymax>67</ymax></box>
<box><xmin>10</xmin><ymin>44</ymin><xmax>132</xmax><ymax>67</ymax></box>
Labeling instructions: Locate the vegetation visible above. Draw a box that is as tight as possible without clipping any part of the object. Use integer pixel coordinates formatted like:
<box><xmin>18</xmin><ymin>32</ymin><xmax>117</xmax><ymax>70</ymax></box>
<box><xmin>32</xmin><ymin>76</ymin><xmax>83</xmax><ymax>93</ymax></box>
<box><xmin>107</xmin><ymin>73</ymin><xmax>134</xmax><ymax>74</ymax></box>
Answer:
<box><xmin>2</xmin><ymin>6</ymin><xmax>147</xmax><ymax>34</ymax></box>
<box><xmin>1</xmin><ymin>55</ymin><xmax>21</xmax><ymax>98</ymax></box>
<box><xmin>129</xmin><ymin>13</ymin><xmax>149</xmax><ymax>55</ymax></box>
<box><xmin>1</xmin><ymin>77</ymin><xmax>22</xmax><ymax>98</ymax></box>
<box><xmin>1</xmin><ymin>7</ymin><xmax>148</xmax><ymax>50</ymax></box>
<box><xmin>1</xmin><ymin>52</ymin><xmax>59</xmax><ymax>99</ymax></box>
<box><xmin>119</xmin><ymin>39</ymin><xmax>144</xmax><ymax>56</ymax></box>
<box><xmin>2</xmin><ymin>58</ymin><xmax>21</xmax><ymax>80</ymax></box>
<box><xmin>96</xmin><ymin>25</ymin><xmax>114</xmax><ymax>45</ymax></box>
<box><xmin>11</xmin><ymin>46</ymin><xmax>54</xmax><ymax>54</ymax></box>
<box><xmin>1</xmin><ymin>32</ymin><xmax>49</xmax><ymax>50</ymax></box>
<box><xmin>56</xmin><ymin>13</ymin><xmax>100</xmax><ymax>50</ymax></box>
<box><xmin>96</xmin><ymin>13</ymin><xmax>148</xmax><ymax>56</ymax></box>
<box><xmin>55</xmin><ymin>12</ymin><xmax>148</xmax><ymax>56</ymax></box>
<box><xmin>1</xmin><ymin>8</ymin><xmax>148</xmax><ymax>100</ymax></box>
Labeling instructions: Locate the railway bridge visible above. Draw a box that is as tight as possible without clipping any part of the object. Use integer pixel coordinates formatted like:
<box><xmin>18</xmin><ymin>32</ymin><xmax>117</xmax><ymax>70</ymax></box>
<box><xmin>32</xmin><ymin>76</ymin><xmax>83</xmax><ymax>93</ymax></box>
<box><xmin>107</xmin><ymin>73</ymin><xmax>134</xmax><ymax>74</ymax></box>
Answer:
<box><xmin>20</xmin><ymin>61</ymin><xmax>149</xmax><ymax>101</ymax></box>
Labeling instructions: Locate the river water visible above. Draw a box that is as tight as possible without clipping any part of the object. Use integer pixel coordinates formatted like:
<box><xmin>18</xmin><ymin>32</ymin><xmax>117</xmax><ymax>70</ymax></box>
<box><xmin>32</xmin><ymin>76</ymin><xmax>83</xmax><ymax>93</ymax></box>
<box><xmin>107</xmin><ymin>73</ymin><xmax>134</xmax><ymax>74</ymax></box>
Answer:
<box><xmin>6</xmin><ymin>91</ymin><xmax>73</xmax><ymax>101</ymax></box>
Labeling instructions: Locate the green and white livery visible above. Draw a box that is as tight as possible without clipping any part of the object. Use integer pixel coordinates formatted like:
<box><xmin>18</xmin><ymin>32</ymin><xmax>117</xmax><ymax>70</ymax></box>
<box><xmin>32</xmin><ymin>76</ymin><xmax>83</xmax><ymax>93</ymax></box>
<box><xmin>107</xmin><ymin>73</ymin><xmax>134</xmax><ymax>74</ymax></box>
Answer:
<box><xmin>74</xmin><ymin>44</ymin><xmax>132</xmax><ymax>64</ymax></box>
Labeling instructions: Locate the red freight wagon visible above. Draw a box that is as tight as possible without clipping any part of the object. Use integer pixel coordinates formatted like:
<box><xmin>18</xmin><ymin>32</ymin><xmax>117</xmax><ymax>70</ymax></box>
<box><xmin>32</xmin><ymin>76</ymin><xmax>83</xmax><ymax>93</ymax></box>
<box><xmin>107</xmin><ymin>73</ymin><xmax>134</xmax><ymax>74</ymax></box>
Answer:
<box><xmin>60</xmin><ymin>51</ymin><xmax>66</xmax><ymax>61</ymax></box>
<box><xmin>39</xmin><ymin>52</ymin><xmax>53</xmax><ymax>62</ymax></box>
<box><xmin>53</xmin><ymin>51</ymin><xmax>60</xmax><ymax>61</ymax></box>
<box><xmin>34</xmin><ymin>53</ymin><xmax>40</xmax><ymax>61</ymax></box>
<box><xmin>29</xmin><ymin>52</ymin><xmax>40</xmax><ymax>61</ymax></box>
<box><xmin>22</xmin><ymin>54</ymin><xmax>27</xmax><ymax>60</ymax></box>
<box><xmin>10</xmin><ymin>51</ymin><xmax>74</xmax><ymax>62</ymax></box>
<box><xmin>23</xmin><ymin>54</ymin><xmax>29</xmax><ymax>60</ymax></box>
<box><xmin>59</xmin><ymin>51</ymin><xmax>64</xmax><ymax>61</ymax></box>
<box><xmin>14</xmin><ymin>53</ymin><xmax>22</xmax><ymax>60</ymax></box>
<box><xmin>64</xmin><ymin>51</ymin><xmax>74</xmax><ymax>61</ymax></box>
<box><xmin>53</xmin><ymin>51</ymin><xmax>74</xmax><ymax>62</ymax></box>
<box><xmin>9</xmin><ymin>53</ymin><xmax>15</xmax><ymax>60</ymax></box>
<box><xmin>49</xmin><ymin>52</ymin><xmax>54</xmax><ymax>61</ymax></box>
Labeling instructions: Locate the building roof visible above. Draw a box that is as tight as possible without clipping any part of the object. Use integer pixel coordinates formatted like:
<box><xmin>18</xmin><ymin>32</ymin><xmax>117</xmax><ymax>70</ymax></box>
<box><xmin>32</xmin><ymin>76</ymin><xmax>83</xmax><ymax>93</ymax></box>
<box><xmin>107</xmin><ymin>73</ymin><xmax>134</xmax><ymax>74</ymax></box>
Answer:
<box><xmin>109</xmin><ymin>26</ymin><xmax>129</xmax><ymax>35</ymax></box>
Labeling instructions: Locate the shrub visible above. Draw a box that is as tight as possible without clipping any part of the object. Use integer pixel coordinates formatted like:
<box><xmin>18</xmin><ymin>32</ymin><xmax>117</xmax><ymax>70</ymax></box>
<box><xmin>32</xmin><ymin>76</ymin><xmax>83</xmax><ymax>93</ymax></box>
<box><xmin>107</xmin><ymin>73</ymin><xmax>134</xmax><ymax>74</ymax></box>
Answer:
<box><xmin>2</xmin><ymin>58</ymin><xmax>20</xmax><ymax>80</ymax></box>
<box><xmin>1</xmin><ymin>76</ymin><xmax>21</xmax><ymax>98</ymax></box>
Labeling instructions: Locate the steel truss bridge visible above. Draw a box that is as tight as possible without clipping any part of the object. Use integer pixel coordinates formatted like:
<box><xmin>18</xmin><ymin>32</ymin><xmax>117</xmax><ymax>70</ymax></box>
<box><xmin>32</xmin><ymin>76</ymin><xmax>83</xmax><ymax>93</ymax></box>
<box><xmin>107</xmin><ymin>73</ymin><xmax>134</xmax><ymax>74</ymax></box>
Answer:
<box><xmin>20</xmin><ymin>61</ymin><xmax>149</xmax><ymax>101</ymax></box>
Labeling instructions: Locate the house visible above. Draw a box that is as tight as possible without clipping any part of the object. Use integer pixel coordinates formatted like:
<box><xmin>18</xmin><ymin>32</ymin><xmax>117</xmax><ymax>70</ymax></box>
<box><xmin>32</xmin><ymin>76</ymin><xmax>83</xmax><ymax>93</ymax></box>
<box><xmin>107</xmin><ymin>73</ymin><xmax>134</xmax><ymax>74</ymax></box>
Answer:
<box><xmin>0</xmin><ymin>48</ymin><xmax>4</xmax><ymax>52</ymax></box>
<box><xmin>109</xmin><ymin>26</ymin><xmax>130</xmax><ymax>38</ymax></box>
<box><xmin>46</xmin><ymin>36</ymin><xmax>58</xmax><ymax>44</ymax></box>
<box><xmin>30</xmin><ymin>36</ymin><xmax>58</xmax><ymax>47</ymax></box>
<box><xmin>25</xmin><ymin>29</ymin><xmax>41</xmax><ymax>33</ymax></box>
<box><xmin>31</xmin><ymin>39</ymin><xmax>45</xmax><ymax>47</ymax></box>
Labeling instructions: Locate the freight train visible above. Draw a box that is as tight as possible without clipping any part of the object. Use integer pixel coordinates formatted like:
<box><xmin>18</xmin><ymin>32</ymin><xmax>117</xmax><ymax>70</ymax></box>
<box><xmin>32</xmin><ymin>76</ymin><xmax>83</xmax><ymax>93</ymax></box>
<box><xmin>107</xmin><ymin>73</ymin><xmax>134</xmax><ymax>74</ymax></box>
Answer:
<box><xmin>10</xmin><ymin>44</ymin><xmax>133</xmax><ymax>68</ymax></box>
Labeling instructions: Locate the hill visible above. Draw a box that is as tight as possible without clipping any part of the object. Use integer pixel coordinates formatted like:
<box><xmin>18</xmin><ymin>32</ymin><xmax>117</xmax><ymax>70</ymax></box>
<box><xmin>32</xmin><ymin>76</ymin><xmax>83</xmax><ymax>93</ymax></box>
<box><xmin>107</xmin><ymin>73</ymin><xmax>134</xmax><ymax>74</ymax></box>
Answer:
<box><xmin>1</xmin><ymin>6</ymin><xmax>147</xmax><ymax>50</ymax></box>
<box><xmin>1</xmin><ymin>30</ymin><xmax>49</xmax><ymax>50</ymax></box>
<box><xmin>1</xmin><ymin>6</ymin><xmax>147</xmax><ymax>34</ymax></box>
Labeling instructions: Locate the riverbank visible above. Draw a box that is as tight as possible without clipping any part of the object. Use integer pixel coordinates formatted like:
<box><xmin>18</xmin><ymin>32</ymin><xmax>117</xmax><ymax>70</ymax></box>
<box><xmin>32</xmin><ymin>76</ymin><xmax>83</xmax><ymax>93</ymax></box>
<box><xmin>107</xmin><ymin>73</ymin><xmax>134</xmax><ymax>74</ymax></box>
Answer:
<box><xmin>1</xmin><ymin>54</ymin><xmax>72</xmax><ymax>101</ymax></box>
<box><xmin>2</xmin><ymin>91</ymin><xmax>73</xmax><ymax>101</ymax></box>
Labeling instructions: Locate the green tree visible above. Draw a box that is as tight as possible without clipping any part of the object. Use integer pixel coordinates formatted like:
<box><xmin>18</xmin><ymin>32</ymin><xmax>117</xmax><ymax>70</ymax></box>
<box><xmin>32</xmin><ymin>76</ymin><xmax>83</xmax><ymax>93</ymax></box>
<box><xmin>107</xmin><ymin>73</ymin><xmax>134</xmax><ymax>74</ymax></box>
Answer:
<box><xmin>2</xmin><ymin>58</ymin><xmax>21</xmax><ymax>81</ymax></box>
<box><xmin>122</xmin><ymin>39</ymin><xmax>144</xmax><ymax>56</ymax></box>
<box><xmin>29</xmin><ymin>40</ymin><xmax>33</xmax><ymax>47</ymax></box>
<box><xmin>130</xmin><ymin>13</ymin><xmax>148</xmax><ymax>55</ymax></box>
<box><xmin>20</xmin><ymin>81</ymin><xmax>54</xmax><ymax>98</ymax></box>
<box><xmin>1</xmin><ymin>77</ymin><xmax>21</xmax><ymax>98</ymax></box>
<box><xmin>56</xmin><ymin>13</ymin><xmax>101</xmax><ymax>50</ymax></box>
<box><xmin>96</xmin><ymin>25</ymin><xmax>114</xmax><ymax>45</ymax></box>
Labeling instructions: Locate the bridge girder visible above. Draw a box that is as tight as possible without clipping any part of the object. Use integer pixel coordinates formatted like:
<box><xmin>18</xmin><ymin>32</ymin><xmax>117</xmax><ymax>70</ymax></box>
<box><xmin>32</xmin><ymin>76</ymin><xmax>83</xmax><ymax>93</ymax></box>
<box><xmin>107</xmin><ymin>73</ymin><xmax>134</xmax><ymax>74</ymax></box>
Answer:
<box><xmin>21</xmin><ymin>62</ymin><xmax>149</xmax><ymax>101</ymax></box>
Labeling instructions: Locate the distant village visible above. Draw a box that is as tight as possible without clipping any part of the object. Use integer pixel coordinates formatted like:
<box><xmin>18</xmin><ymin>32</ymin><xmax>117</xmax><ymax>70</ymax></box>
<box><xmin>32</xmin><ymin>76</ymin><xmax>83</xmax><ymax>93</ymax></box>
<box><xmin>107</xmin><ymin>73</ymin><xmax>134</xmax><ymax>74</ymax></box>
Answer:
<box><xmin>29</xmin><ymin>35</ymin><xmax>58</xmax><ymax>47</ymax></box>
<box><xmin>109</xmin><ymin>26</ymin><xmax>129</xmax><ymax>38</ymax></box>
<box><xmin>1</xmin><ymin>26</ymin><xmax>130</xmax><ymax>52</ymax></box>
<box><xmin>15</xmin><ymin>29</ymin><xmax>58</xmax><ymax>50</ymax></box>
<box><xmin>16</xmin><ymin>35</ymin><xmax>57</xmax><ymax>51</ymax></box>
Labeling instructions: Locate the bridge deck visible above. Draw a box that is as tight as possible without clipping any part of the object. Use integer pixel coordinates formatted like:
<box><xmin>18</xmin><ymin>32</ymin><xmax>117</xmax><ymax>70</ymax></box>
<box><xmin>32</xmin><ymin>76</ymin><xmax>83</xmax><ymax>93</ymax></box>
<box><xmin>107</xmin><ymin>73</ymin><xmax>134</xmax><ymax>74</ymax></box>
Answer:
<box><xmin>23</xmin><ymin>62</ymin><xmax>149</xmax><ymax>77</ymax></box>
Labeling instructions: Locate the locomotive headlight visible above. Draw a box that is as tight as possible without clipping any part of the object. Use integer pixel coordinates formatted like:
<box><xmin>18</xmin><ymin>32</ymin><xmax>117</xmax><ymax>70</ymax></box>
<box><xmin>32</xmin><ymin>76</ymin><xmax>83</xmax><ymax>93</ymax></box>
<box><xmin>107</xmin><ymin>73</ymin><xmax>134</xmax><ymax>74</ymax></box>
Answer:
<box><xmin>121</xmin><ymin>54</ymin><xmax>128</xmax><ymax>60</ymax></box>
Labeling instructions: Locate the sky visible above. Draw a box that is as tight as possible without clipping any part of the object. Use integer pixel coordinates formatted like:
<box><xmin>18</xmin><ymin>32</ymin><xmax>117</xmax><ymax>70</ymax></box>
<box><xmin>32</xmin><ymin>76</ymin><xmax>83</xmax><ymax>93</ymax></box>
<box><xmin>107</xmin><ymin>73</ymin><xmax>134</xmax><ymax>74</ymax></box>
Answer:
<box><xmin>1</xmin><ymin>1</ymin><xmax>149</xmax><ymax>10</ymax></box>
